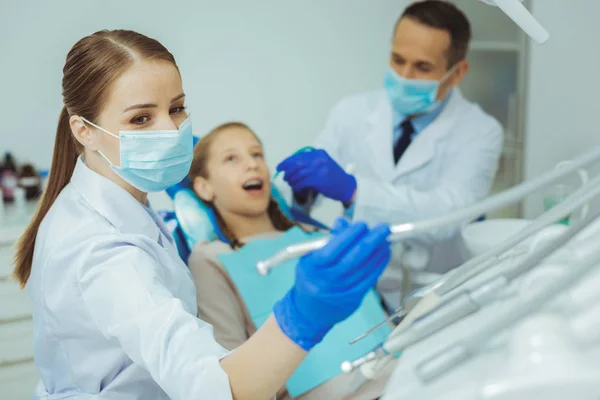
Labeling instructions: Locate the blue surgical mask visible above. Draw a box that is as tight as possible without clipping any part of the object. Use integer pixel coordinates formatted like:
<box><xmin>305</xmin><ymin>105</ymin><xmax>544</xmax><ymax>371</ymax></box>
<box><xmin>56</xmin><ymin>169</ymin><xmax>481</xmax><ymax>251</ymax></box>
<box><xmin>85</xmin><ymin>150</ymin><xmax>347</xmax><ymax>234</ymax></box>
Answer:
<box><xmin>383</xmin><ymin>66</ymin><xmax>455</xmax><ymax>116</ymax></box>
<box><xmin>81</xmin><ymin>116</ymin><xmax>193</xmax><ymax>193</ymax></box>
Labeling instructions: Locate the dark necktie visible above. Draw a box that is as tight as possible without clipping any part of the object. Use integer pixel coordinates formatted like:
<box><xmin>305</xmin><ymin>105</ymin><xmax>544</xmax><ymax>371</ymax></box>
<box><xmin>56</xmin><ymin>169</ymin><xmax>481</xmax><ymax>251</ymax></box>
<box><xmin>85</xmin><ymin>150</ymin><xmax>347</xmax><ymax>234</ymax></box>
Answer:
<box><xmin>393</xmin><ymin>119</ymin><xmax>415</xmax><ymax>165</ymax></box>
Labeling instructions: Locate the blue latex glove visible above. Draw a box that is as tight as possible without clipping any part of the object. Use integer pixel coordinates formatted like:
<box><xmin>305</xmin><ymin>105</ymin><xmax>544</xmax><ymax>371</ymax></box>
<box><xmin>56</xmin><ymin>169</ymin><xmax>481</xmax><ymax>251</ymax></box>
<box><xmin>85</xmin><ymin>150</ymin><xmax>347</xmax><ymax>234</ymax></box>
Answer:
<box><xmin>273</xmin><ymin>218</ymin><xmax>391</xmax><ymax>351</ymax></box>
<box><xmin>277</xmin><ymin>149</ymin><xmax>357</xmax><ymax>204</ymax></box>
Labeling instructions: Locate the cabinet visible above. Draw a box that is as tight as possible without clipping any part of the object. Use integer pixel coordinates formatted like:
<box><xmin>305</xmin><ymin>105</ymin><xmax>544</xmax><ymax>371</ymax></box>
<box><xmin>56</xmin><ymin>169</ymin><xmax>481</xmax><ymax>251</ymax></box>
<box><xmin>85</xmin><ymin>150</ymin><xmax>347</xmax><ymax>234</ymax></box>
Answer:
<box><xmin>0</xmin><ymin>205</ymin><xmax>38</xmax><ymax>399</ymax></box>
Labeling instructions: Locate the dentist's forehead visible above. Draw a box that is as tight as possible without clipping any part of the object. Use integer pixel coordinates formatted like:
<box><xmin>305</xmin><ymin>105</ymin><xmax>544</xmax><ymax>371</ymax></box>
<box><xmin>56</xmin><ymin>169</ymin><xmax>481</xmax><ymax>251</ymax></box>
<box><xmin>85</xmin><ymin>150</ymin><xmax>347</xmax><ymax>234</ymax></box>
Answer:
<box><xmin>105</xmin><ymin>60</ymin><xmax>183</xmax><ymax>111</ymax></box>
<box><xmin>392</xmin><ymin>17</ymin><xmax>451</xmax><ymax>65</ymax></box>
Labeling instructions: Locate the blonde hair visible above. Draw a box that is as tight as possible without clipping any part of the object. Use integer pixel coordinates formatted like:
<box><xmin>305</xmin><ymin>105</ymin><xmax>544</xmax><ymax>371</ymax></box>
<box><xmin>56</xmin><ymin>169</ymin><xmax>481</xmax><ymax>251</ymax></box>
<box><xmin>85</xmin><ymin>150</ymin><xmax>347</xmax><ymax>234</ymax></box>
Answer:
<box><xmin>188</xmin><ymin>122</ymin><xmax>297</xmax><ymax>249</ymax></box>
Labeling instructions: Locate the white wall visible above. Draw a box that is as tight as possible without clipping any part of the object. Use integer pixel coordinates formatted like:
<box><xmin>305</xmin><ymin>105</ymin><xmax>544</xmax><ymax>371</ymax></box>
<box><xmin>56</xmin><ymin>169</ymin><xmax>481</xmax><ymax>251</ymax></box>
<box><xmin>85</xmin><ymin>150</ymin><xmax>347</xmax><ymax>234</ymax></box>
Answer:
<box><xmin>0</xmin><ymin>0</ymin><xmax>407</xmax><ymax>210</ymax></box>
<box><xmin>523</xmin><ymin>0</ymin><xmax>600</xmax><ymax>218</ymax></box>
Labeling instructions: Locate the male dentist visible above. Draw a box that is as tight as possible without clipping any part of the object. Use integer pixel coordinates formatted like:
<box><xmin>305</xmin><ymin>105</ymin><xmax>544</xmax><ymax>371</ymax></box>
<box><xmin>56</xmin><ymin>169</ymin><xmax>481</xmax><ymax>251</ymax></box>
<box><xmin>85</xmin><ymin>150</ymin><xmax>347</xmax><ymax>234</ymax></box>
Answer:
<box><xmin>277</xmin><ymin>0</ymin><xmax>503</xmax><ymax>303</ymax></box>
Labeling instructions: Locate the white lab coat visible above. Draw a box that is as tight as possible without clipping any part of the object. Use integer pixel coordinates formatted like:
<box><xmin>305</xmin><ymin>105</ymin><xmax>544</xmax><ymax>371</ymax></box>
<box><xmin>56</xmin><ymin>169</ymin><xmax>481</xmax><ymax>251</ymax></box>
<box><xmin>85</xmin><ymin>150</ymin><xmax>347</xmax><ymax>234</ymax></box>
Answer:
<box><xmin>27</xmin><ymin>158</ymin><xmax>232</xmax><ymax>399</ymax></box>
<box><xmin>314</xmin><ymin>89</ymin><xmax>503</xmax><ymax>275</ymax></box>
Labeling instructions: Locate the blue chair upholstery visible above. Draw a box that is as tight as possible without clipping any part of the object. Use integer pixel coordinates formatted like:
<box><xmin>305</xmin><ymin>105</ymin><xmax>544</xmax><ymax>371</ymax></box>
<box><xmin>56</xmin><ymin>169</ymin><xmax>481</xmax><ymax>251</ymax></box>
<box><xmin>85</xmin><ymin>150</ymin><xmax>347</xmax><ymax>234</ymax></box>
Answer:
<box><xmin>173</xmin><ymin>188</ymin><xmax>222</xmax><ymax>247</ymax></box>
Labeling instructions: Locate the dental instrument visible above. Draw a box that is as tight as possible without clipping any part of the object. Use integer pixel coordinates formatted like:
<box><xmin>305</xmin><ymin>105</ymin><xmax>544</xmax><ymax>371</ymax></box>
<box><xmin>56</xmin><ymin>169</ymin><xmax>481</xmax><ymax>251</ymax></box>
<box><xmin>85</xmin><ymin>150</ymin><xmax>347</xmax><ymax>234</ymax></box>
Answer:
<box><xmin>415</xmin><ymin>232</ymin><xmax>600</xmax><ymax>383</ymax></box>
<box><xmin>390</xmin><ymin>171</ymin><xmax>599</xmax><ymax>331</ymax></box>
<box><xmin>342</xmin><ymin>173</ymin><xmax>599</xmax><ymax>379</ymax></box>
<box><xmin>341</xmin><ymin>207</ymin><xmax>600</xmax><ymax>374</ymax></box>
<box><xmin>320</xmin><ymin>171</ymin><xmax>600</xmax><ymax>349</ymax></box>
<box><xmin>341</xmin><ymin>177</ymin><xmax>600</xmax><ymax>371</ymax></box>
<box><xmin>257</xmin><ymin>146</ymin><xmax>600</xmax><ymax>276</ymax></box>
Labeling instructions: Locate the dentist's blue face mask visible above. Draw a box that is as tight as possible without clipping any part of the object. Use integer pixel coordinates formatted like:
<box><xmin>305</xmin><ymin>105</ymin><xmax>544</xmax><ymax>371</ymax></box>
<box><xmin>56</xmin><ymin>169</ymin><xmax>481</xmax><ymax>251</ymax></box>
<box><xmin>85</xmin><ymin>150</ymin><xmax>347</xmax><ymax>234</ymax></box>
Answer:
<box><xmin>383</xmin><ymin>65</ymin><xmax>456</xmax><ymax>116</ymax></box>
<box><xmin>81</xmin><ymin>116</ymin><xmax>193</xmax><ymax>193</ymax></box>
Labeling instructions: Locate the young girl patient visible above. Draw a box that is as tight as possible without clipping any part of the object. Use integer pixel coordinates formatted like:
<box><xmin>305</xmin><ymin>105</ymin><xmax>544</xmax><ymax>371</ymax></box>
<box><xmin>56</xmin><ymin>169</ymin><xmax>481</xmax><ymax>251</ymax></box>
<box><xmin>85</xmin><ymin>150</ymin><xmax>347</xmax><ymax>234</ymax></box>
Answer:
<box><xmin>187</xmin><ymin>122</ymin><xmax>395</xmax><ymax>400</ymax></box>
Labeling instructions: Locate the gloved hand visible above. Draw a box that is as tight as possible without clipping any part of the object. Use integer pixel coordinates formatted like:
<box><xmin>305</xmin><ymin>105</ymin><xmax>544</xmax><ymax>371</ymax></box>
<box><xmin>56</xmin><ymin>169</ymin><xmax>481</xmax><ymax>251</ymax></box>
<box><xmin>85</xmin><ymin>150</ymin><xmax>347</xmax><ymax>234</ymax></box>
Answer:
<box><xmin>273</xmin><ymin>218</ymin><xmax>391</xmax><ymax>351</ymax></box>
<box><xmin>277</xmin><ymin>149</ymin><xmax>357</xmax><ymax>204</ymax></box>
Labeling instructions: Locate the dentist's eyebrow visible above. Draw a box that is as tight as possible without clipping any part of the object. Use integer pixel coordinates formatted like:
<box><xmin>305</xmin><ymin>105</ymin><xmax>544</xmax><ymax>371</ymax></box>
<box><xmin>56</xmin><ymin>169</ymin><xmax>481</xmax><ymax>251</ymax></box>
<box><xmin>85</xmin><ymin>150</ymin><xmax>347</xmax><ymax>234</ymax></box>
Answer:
<box><xmin>123</xmin><ymin>103</ymin><xmax>156</xmax><ymax>112</ymax></box>
<box><xmin>171</xmin><ymin>93</ymin><xmax>185</xmax><ymax>103</ymax></box>
<box><xmin>123</xmin><ymin>93</ymin><xmax>186</xmax><ymax>112</ymax></box>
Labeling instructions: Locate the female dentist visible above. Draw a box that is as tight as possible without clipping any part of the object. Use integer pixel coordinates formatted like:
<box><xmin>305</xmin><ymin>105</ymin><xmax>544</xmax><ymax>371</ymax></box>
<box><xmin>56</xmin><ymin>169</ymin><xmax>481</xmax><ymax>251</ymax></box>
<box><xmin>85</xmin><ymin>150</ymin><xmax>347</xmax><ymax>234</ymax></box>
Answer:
<box><xmin>13</xmin><ymin>30</ymin><xmax>391</xmax><ymax>400</ymax></box>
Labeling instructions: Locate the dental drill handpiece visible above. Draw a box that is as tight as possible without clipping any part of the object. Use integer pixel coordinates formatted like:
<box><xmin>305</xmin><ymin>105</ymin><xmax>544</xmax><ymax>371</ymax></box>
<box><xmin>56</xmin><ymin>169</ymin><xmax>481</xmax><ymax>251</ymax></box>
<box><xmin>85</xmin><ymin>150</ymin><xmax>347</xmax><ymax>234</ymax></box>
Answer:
<box><xmin>342</xmin><ymin>210</ymin><xmax>600</xmax><ymax>374</ymax></box>
<box><xmin>340</xmin><ymin>274</ymin><xmax>510</xmax><ymax>374</ymax></box>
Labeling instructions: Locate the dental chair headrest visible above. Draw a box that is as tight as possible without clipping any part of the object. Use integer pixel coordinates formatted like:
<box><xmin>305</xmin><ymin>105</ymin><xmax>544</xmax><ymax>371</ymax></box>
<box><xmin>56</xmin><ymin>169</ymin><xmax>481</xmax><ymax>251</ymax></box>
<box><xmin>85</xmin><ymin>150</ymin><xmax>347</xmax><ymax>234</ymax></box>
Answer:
<box><xmin>173</xmin><ymin>184</ymin><xmax>294</xmax><ymax>249</ymax></box>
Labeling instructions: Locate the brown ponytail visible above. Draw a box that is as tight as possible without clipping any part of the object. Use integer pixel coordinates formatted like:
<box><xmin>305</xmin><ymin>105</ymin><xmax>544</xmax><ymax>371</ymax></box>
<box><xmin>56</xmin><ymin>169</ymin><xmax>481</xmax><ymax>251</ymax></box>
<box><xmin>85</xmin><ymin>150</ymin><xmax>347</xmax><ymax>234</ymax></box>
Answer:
<box><xmin>12</xmin><ymin>108</ymin><xmax>80</xmax><ymax>286</ymax></box>
<box><xmin>12</xmin><ymin>30</ymin><xmax>179</xmax><ymax>287</ymax></box>
<box><xmin>188</xmin><ymin>122</ymin><xmax>300</xmax><ymax>249</ymax></box>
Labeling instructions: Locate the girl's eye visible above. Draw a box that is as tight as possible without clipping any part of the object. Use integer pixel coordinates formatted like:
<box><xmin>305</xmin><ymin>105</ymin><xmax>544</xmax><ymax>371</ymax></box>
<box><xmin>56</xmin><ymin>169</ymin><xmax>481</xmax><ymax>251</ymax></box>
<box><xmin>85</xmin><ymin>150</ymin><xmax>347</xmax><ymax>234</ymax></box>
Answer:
<box><xmin>225</xmin><ymin>155</ymin><xmax>236</xmax><ymax>162</ymax></box>
<box><xmin>170</xmin><ymin>105</ymin><xmax>187</xmax><ymax>114</ymax></box>
<box><xmin>252</xmin><ymin>152</ymin><xmax>264</xmax><ymax>159</ymax></box>
<box><xmin>131</xmin><ymin>115</ymin><xmax>151</xmax><ymax>125</ymax></box>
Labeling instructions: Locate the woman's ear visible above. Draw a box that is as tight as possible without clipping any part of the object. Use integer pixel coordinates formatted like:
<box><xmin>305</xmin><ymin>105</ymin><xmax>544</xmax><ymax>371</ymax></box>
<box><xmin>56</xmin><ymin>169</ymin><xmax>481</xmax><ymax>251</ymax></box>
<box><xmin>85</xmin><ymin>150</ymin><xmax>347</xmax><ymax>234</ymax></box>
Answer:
<box><xmin>70</xmin><ymin>115</ymin><xmax>100</xmax><ymax>151</ymax></box>
<box><xmin>193</xmin><ymin>176</ymin><xmax>214</xmax><ymax>202</ymax></box>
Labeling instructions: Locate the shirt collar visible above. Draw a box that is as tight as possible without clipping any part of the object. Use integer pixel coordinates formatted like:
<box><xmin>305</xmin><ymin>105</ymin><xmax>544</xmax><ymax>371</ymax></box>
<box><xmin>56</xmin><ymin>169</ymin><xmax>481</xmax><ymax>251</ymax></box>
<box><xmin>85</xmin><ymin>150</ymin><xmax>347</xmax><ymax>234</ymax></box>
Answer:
<box><xmin>393</xmin><ymin>88</ymin><xmax>454</xmax><ymax>133</ymax></box>
<box><xmin>70</xmin><ymin>157</ymin><xmax>161</xmax><ymax>242</ymax></box>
